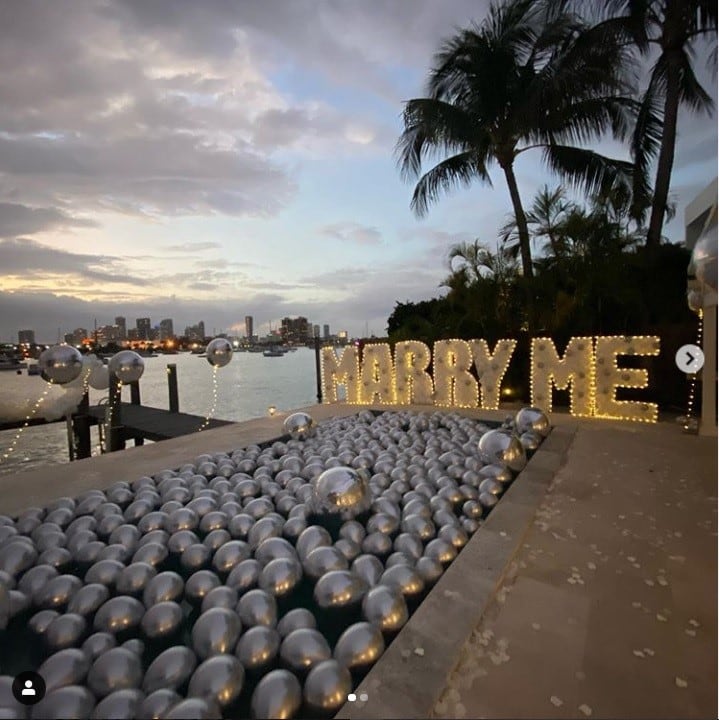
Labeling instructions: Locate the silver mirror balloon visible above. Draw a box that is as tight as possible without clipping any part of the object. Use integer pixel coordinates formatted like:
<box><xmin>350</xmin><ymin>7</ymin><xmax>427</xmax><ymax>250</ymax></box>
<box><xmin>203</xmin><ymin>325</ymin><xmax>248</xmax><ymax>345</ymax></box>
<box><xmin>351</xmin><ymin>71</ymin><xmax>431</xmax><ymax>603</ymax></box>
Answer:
<box><xmin>514</xmin><ymin>407</ymin><xmax>550</xmax><ymax>437</ymax></box>
<box><xmin>283</xmin><ymin>412</ymin><xmax>316</xmax><ymax>440</ymax></box>
<box><xmin>39</xmin><ymin>345</ymin><xmax>83</xmax><ymax>385</ymax></box>
<box><xmin>108</xmin><ymin>351</ymin><xmax>145</xmax><ymax>384</ymax></box>
<box><xmin>310</xmin><ymin>467</ymin><xmax>372</xmax><ymax>520</ymax></box>
<box><xmin>478</xmin><ymin>428</ymin><xmax>527</xmax><ymax>471</ymax></box>
<box><xmin>206</xmin><ymin>338</ymin><xmax>233</xmax><ymax>368</ymax></box>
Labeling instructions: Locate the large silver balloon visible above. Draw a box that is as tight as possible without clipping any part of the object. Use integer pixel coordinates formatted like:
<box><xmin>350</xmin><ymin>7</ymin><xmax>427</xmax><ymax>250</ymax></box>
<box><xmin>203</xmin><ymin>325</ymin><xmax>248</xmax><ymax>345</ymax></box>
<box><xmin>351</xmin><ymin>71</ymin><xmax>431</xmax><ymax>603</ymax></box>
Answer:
<box><xmin>116</xmin><ymin>563</ymin><xmax>157</xmax><ymax>597</ymax></box>
<box><xmin>250</xmin><ymin>669</ymin><xmax>302</xmax><ymax>720</ymax></box>
<box><xmin>212</xmin><ymin>541</ymin><xmax>251</xmax><ymax>575</ymax></box>
<box><xmin>92</xmin><ymin>689</ymin><xmax>145</xmax><ymax>720</ymax></box>
<box><xmin>295</xmin><ymin>526</ymin><xmax>332</xmax><ymax>561</ymax></box>
<box><xmin>362</xmin><ymin>584</ymin><xmax>408</xmax><ymax>632</ymax></box>
<box><xmin>181</xmin><ymin>543</ymin><xmax>211</xmax><ymax>574</ymax></box>
<box><xmin>303</xmin><ymin>659</ymin><xmax>352</xmax><ymax>715</ymax></box>
<box><xmin>82</xmin><ymin>632</ymin><xmax>116</xmax><ymax>661</ymax></box>
<box><xmin>38</xmin><ymin>648</ymin><xmax>91</xmax><ymax>692</ymax></box>
<box><xmin>206</xmin><ymin>338</ymin><xmax>233</xmax><ymax>368</ymax></box>
<box><xmin>37</xmin><ymin>574</ymin><xmax>82</xmax><ymax>610</ymax></box>
<box><xmin>303</xmin><ymin>546</ymin><xmax>348</xmax><ymax>581</ymax></box>
<box><xmin>30</xmin><ymin>685</ymin><xmax>95</xmax><ymax>720</ymax></box>
<box><xmin>93</xmin><ymin>596</ymin><xmax>144</xmax><ymax>634</ymax></box>
<box><xmin>87</xmin><ymin>647</ymin><xmax>142</xmax><ymax>697</ymax></box>
<box><xmin>164</xmin><ymin>697</ymin><xmax>222</xmax><ymax>720</ymax></box>
<box><xmin>258</xmin><ymin>557</ymin><xmax>303</xmax><ymax>597</ymax></box>
<box><xmin>108</xmin><ymin>351</ymin><xmax>145</xmax><ymax>384</ymax></box>
<box><xmin>313</xmin><ymin>570</ymin><xmax>368</xmax><ymax>610</ymax></box>
<box><xmin>226</xmin><ymin>559</ymin><xmax>261</xmax><ymax>595</ymax></box>
<box><xmin>283</xmin><ymin>412</ymin><xmax>316</xmax><ymax>440</ymax></box>
<box><xmin>191</xmin><ymin>607</ymin><xmax>242</xmax><ymax>659</ymax></box>
<box><xmin>333</xmin><ymin>621</ymin><xmax>385</xmax><ymax>672</ymax></box>
<box><xmin>514</xmin><ymin>407</ymin><xmax>550</xmax><ymax>437</ymax></box>
<box><xmin>276</xmin><ymin>608</ymin><xmax>317</xmax><ymax>638</ymax></box>
<box><xmin>185</xmin><ymin>570</ymin><xmax>221</xmax><ymax>606</ymax></box>
<box><xmin>187</xmin><ymin>655</ymin><xmax>244</xmax><ymax>708</ymax></box>
<box><xmin>45</xmin><ymin>612</ymin><xmax>87</xmax><ymax>651</ymax></box>
<box><xmin>279</xmin><ymin>628</ymin><xmax>331</xmax><ymax>674</ymax></box>
<box><xmin>237</xmin><ymin>588</ymin><xmax>277</xmax><ymax>628</ymax></box>
<box><xmin>201</xmin><ymin>586</ymin><xmax>239</xmax><ymax>613</ymax></box>
<box><xmin>310</xmin><ymin>467</ymin><xmax>372</xmax><ymax>520</ymax></box>
<box><xmin>140</xmin><ymin>601</ymin><xmax>183</xmax><ymax>640</ymax></box>
<box><xmin>379</xmin><ymin>564</ymin><xmax>425</xmax><ymax>600</ymax></box>
<box><xmin>139</xmin><ymin>689</ymin><xmax>183</xmax><ymax>720</ymax></box>
<box><xmin>692</xmin><ymin>224</ymin><xmax>718</xmax><ymax>291</ymax></box>
<box><xmin>424</xmin><ymin>538</ymin><xmax>457</xmax><ymax>566</ymax></box>
<box><xmin>236</xmin><ymin>625</ymin><xmax>281</xmax><ymax>672</ymax></box>
<box><xmin>143</xmin><ymin>646</ymin><xmax>197</xmax><ymax>694</ymax></box>
<box><xmin>38</xmin><ymin>345</ymin><xmax>83</xmax><ymax>385</ymax></box>
<box><xmin>143</xmin><ymin>571</ymin><xmax>184</xmax><ymax>606</ymax></box>
<box><xmin>254</xmin><ymin>537</ymin><xmax>295</xmax><ymax>566</ymax></box>
<box><xmin>478</xmin><ymin>428</ymin><xmax>527</xmax><ymax>471</ymax></box>
<box><xmin>351</xmin><ymin>554</ymin><xmax>384</xmax><ymax>587</ymax></box>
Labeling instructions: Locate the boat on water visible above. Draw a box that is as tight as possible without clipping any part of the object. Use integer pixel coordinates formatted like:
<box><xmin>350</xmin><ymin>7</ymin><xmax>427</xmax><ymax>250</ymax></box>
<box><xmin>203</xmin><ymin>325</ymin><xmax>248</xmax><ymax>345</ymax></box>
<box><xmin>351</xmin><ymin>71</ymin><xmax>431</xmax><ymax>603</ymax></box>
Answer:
<box><xmin>263</xmin><ymin>347</ymin><xmax>285</xmax><ymax>357</ymax></box>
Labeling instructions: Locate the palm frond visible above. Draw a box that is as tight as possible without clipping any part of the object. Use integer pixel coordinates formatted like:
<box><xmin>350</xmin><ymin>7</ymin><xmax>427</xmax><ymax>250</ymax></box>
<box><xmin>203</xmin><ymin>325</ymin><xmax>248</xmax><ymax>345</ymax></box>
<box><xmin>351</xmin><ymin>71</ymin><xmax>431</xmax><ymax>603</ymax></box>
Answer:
<box><xmin>410</xmin><ymin>152</ymin><xmax>491</xmax><ymax>217</ymax></box>
<box><xmin>542</xmin><ymin>145</ymin><xmax>634</xmax><ymax>198</ymax></box>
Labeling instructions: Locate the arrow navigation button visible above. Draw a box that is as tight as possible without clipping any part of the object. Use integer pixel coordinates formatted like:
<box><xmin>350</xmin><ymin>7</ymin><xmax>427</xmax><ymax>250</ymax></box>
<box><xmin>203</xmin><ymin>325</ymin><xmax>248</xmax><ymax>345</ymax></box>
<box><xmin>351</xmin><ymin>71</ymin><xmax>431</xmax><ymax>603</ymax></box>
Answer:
<box><xmin>675</xmin><ymin>344</ymin><xmax>705</xmax><ymax>374</ymax></box>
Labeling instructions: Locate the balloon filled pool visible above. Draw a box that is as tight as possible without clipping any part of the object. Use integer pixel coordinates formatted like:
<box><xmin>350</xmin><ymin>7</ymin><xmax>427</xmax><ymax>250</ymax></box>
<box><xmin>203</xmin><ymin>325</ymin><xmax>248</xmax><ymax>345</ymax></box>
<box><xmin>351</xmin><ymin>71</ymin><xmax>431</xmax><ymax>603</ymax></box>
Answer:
<box><xmin>0</xmin><ymin>408</ymin><xmax>548</xmax><ymax>719</ymax></box>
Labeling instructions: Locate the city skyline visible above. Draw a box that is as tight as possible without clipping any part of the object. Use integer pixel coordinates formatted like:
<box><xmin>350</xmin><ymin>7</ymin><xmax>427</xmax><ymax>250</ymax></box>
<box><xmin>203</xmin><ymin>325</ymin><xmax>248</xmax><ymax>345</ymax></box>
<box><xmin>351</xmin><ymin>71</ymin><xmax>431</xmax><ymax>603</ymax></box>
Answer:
<box><xmin>0</xmin><ymin>2</ymin><xmax>715</xmax><ymax>342</ymax></box>
<box><xmin>5</xmin><ymin>312</ymin><xmax>341</xmax><ymax>345</ymax></box>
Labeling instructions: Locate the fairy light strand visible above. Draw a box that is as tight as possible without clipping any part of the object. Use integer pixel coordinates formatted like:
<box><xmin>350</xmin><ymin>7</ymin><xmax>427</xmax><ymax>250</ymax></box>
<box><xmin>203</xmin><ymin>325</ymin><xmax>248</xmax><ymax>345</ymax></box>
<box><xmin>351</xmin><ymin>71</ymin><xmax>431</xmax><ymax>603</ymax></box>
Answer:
<box><xmin>684</xmin><ymin>309</ymin><xmax>704</xmax><ymax>432</ymax></box>
<box><xmin>1</xmin><ymin>385</ymin><xmax>51</xmax><ymax>462</ymax></box>
<box><xmin>198</xmin><ymin>366</ymin><xmax>219</xmax><ymax>432</ymax></box>
<box><xmin>102</xmin><ymin>377</ymin><xmax>123</xmax><ymax>453</ymax></box>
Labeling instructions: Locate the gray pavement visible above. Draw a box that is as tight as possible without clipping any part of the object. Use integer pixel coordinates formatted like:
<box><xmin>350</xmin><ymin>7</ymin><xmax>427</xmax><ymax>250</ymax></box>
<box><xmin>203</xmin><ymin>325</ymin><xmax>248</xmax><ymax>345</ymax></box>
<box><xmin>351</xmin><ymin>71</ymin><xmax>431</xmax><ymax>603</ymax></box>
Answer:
<box><xmin>432</xmin><ymin>420</ymin><xmax>717</xmax><ymax>719</ymax></box>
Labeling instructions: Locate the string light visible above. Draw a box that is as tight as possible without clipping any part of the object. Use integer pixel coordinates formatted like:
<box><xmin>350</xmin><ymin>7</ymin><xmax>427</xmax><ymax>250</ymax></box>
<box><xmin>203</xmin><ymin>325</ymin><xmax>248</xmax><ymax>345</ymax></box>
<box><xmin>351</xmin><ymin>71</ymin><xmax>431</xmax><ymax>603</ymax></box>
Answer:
<box><xmin>531</xmin><ymin>337</ymin><xmax>595</xmax><ymax>416</ymax></box>
<box><xmin>469</xmin><ymin>339</ymin><xmax>517</xmax><ymax>410</ymax></box>
<box><xmin>198</xmin><ymin>365</ymin><xmax>219</xmax><ymax>432</ymax></box>
<box><xmin>102</xmin><ymin>377</ymin><xmax>123</xmax><ymax>452</ymax></box>
<box><xmin>1</xmin><ymin>385</ymin><xmax>51</xmax><ymax>462</ymax></box>
<box><xmin>684</xmin><ymin>310</ymin><xmax>703</xmax><ymax>433</ymax></box>
<box><xmin>359</xmin><ymin>344</ymin><xmax>395</xmax><ymax>404</ymax></box>
<box><xmin>593</xmin><ymin>336</ymin><xmax>660</xmax><ymax>423</ymax></box>
<box><xmin>321</xmin><ymin>347</ymin><xmax>361</xmax><ymax>403</ymax></box>
<box><xmin>433</xmin><ymin>339</ymin><xmax>477</xmax><ymax>408</ymax></box>
<box><xmin>395</xmin><ymin>341</ymin><xmax>434</xmax><ymax>405</ymax></box>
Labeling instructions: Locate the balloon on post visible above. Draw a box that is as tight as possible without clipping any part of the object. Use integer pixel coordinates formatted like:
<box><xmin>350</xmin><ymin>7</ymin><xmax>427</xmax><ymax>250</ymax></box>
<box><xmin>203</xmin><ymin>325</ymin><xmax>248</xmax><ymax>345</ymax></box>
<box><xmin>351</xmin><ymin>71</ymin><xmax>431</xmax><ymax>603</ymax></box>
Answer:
<box><xmin>206</xmin><ymin>338</ymin><xmax>233</xmax><ymax>368</ymax></box>
<box><xmin>39</xmin><ymin>345</ymin><xmax>83</xmax><ymax>385</ymax></box>
<box><xmin>108</xmin><ymin>351</ymin><xmax>145</xmax><ymax>384</ymax></box>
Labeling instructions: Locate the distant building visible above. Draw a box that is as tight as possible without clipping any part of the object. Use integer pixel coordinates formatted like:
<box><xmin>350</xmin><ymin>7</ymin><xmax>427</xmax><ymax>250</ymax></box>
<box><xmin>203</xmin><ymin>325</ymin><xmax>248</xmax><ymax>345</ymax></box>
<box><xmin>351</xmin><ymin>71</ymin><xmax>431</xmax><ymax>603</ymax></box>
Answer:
<box><xmin>67</xmin><ymin>328</ymin><xmax>88</xmax><ymax>345</ymax></box>
<box><xmin>160</xmin><ymin>318</ymin><xmax>174</xmax><ymax>340</ymax></box>
<box><xmin>280</xmin><ymin>316</ymin><xmax>310</xmax><ymax>344</ymax></box>
<box><xmin>18</xmin><ymin>329</ymin><xmax>35</xmax><ymax>345</ymax></box>
<box><xmin>136</xmin><ymin>318</ymin><xmax>151</xmax><ymax>341</ymax></box>
<box><xmin>323</xmin><ymin>324</ymin><xmax>330</xmax><ymax>340</ymax></box>
<box><xmin>115</xmin><ymin>316</ymin><xmax>127</xmax><ymax>340</ymax></box>
<box><xmin>128</xmin><ymin>328</ymin><xmax>139</xmax><ymax>341</ymax></box>
<box><xmin>185</xmin><ymin>322</ymin><xmax>206</xmax><ymax>342</ymax></box>
<box><xmin>313</xmin><ymin>324</ymin><xmax>320</xmax><ymax>338</ymax></box>
<box><xmin>97</xmin><ymin>325</ymin><xmax>120</xmax><ymax>344</ymax></box>
<box><xmin>245</xmin><ymin>315</ymin><xmax>254</xmax><ymax>339</ymax></box>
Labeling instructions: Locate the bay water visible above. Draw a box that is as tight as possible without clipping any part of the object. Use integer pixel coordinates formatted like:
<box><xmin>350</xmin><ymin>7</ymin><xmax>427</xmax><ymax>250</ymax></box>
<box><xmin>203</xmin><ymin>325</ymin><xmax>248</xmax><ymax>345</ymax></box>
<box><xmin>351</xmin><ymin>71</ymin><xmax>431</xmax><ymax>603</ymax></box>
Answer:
<box><xmin>0</xmin><ymin>349</ymin><xmax>319</xmax><ymax>477</ymax></box>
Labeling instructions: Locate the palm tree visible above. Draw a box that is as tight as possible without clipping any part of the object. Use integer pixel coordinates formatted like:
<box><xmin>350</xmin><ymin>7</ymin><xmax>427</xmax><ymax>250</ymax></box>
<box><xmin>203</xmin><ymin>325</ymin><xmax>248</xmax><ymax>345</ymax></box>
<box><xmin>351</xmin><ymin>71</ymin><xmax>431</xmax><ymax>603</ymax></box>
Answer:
<box><xmin>396</xmin><ymin>0</ymin><xmax>638</xmax><ymax>279</ymax></box>
<box><xmin>500</xmin><ymin>185</ymin><xmax>571</xmax><ymax>258</ymax></box>
<box><xmin>561</xmin><ymin>0</ymin><xmax>717</xmax><ymax>248</ymax></box>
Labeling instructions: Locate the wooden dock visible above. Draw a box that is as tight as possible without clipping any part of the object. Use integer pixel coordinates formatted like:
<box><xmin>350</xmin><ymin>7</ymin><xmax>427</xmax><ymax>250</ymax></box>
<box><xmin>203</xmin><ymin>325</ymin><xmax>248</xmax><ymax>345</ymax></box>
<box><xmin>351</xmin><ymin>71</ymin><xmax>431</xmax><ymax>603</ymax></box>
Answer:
<box><xmin>86</xmin><ymin>402</ymin><xmax>232</xmax><ymax>441</ymax></box>
<box><xmin>0</xmin><ymin>363</ymin><xmax>235</xmax><ymax>460</ymax></box>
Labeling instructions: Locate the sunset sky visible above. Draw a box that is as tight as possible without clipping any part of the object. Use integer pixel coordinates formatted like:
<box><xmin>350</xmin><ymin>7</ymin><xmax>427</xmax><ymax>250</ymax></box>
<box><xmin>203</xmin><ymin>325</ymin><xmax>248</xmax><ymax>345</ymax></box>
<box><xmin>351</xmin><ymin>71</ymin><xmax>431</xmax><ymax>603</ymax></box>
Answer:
<box><xmin>0</xmin><ymin>0</ymin><xmax>716</xmax><ymax>342</ymax></box>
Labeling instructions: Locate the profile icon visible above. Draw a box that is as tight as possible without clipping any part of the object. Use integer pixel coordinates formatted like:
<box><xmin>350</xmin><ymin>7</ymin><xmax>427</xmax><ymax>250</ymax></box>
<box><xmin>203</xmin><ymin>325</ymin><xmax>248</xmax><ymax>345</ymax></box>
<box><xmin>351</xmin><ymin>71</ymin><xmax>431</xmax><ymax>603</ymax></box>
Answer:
<box><xmin>12</xmin><ymin>671</ymin><xmax>46</xmax><ymax>705</ymax></box>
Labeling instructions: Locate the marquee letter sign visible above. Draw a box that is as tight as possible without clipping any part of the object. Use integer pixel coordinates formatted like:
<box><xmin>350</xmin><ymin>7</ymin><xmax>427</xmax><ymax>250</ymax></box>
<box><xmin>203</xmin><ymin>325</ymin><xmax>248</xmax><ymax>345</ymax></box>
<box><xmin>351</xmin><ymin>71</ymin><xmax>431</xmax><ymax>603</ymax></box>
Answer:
<box><xmin>320</xmin><ymin>335</ymin><xmax>661</xmax><ymax>423</ymax></box>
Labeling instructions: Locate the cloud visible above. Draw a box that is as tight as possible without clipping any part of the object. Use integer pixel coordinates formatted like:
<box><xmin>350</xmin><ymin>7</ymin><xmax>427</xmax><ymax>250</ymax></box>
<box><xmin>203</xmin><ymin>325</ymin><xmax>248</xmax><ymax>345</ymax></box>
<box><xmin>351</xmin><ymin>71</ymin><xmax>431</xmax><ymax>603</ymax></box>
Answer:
<box><xmin>0</xmin><ymin>203</ymin><xmax>98</xmax><ymax>238</ymax></box>
<box><xmin>166</xmin><ymin>241</ymin><xmax>222</xmax><ymax>252</ymax></box>
<box><xmin>319</xmin><ymin>222</ymin><xmax>383</xmax><ymax>245</ymax></box>
<box><xmin>0</xmin><ymin>237</ymin><xmax>148</xmax><ymax>286</ymax></box>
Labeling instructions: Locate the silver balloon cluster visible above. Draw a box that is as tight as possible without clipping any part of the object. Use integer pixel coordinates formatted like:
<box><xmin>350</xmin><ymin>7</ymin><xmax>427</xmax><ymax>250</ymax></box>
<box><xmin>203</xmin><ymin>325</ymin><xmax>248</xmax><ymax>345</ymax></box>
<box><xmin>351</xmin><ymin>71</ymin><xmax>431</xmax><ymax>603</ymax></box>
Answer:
<box><xmin>0</xmin><ymin>408</ymin><xmax>546</xmax><ymax>719</ymax></box>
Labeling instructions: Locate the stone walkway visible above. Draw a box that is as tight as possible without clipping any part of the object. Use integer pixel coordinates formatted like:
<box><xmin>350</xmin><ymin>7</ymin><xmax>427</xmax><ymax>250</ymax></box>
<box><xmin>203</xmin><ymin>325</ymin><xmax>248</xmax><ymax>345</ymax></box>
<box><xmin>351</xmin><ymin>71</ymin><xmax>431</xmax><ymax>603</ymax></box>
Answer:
<box><xmin>432</xmin><ymin>421</ymin><xmax>717</xmax><ymax>719</ymax></box>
